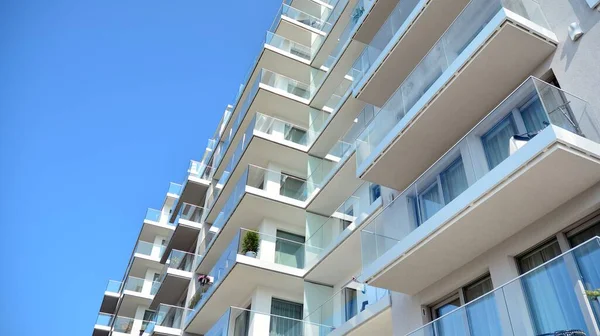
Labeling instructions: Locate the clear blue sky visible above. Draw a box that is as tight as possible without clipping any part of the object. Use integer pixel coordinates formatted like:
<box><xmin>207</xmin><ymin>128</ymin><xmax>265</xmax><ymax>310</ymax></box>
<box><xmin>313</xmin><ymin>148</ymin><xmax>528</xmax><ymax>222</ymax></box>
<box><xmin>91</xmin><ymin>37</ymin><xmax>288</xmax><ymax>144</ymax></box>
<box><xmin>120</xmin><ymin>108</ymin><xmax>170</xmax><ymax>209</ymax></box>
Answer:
<box><xmin>0</xmin><ymin>0</ymin><xmax>281</xmax><ymax>334</ymax></box>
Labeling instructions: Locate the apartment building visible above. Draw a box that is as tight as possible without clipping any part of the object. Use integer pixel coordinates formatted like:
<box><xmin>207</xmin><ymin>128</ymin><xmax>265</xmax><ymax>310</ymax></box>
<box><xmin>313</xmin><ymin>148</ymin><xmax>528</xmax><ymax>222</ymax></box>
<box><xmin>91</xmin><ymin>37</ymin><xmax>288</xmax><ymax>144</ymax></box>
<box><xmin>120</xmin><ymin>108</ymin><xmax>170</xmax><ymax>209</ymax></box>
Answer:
<box><xmin>93</xmin><ymin>0</ymin><xmax>600</xmax><ymax>335</ymax></box>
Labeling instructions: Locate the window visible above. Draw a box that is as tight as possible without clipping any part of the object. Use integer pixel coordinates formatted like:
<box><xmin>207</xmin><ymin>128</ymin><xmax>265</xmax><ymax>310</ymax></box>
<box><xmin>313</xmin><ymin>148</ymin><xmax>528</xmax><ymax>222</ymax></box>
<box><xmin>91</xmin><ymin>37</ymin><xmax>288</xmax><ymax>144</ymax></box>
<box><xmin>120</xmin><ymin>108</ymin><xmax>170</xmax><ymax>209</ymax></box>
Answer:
<box><xmin>234</xmin><ymin>305</ymin><xmax>251</xmax><ymax>336</ymax></box>
<box><xmin>270</xmin><ymin>298</ymin><xmax>303</xmax><ymax>336</ymax></box>
<box><xmin>517</xmin><ymin>239</ymin><xmax>562</xmax><ymax>274</ymax></box>
<box><xmin>567</xmin><ymin>212</ymin><xmax>600</xmax><ymax>326</ymax></box>
<box><xmin>284</xmin><ymin>124</ymin><xmax>307</xmax><ymax>145</ymax></box>
<box><xmin>344</xmin><ymin>288</ymin><xmax>358</xmax><ymax>322</ymax></box>
<box><xmin>429</xmin><ymin>275</ymin><xmax>499</xmax><ymax>336</ymax></box>
<box><xmin>280</xmin><ymin>174</ymin><xmax>306</xmax><ymax>200</ymax></box>
<box><xmin>342</xmin><ymin>206</ymin><xmax>354</xmax><ymax>231</ymax></box>
<box><xmin>275</xmin><ymin>230</ymin><xmax>305</xmax><ymax>268</ymax></box>
<box><xmin>416</xmin><ymin>157</ymin><xmax>468</xmax><ymax>224</ymax></box>
<box><xmin>481</xmin><ymin>114</ymin><xmax>517</xmax><ymax>170</ymax></box>
<box><xmin>567</xmin><ymin>212</ymin><xmax>600</xmax><ymax>247</ymax></box>
<box><xmin>153</xmin><ymin>273</ymin><xmax>160</xmax><ymax>282</ymax></box>
<box><xmin>369</xmin><ymin>184</ymin><xmax>381</xmax><ymax>204</ymax></box>
<box><xmin>141</xmin><ymin>310</ymin><xmax>155</xmax><ymax>333</ymax></box>
<box><xmin>516</xmin><ymin>239</ymin><xmax>589</xmax><ymax>334</ymax></box>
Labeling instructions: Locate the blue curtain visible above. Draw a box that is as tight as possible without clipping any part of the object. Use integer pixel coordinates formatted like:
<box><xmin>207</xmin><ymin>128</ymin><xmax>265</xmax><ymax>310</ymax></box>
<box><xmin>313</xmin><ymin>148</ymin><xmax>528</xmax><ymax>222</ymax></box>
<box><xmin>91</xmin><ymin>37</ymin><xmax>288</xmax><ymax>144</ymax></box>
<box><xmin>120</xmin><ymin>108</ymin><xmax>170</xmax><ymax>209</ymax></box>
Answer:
<box><xmin>520</xmin><ymin>96</ymin><xmax>549</xmax><ymax>134</ymax></box>
<box><xmin>573</xmin><ymin>239</ymin><xmax>600</xmax><ymax>326</ymax></box>
<box><xmin>481</xmin><ymin>115</ymin><xmax>517</xmax><ymax>170</ymax></box>
<box><xmin>419</xmin><ymin>182</ymin><xmax>443</xmax><ymax>223</ymax></box>
<box><xmin>440</xmin><ymin>157</ymin><xmax>468</xmax><ymax>203</ymax></box>
<box><xmin>466</xmin><ymin>294</ymin><xmax>502</xmax><ymax>336</ymax></box>
<box><xmin>434</xmin><ymin>301</ymin><xmax>465</xmax><ymax>336</ymax></box>
<box><xmin>522</xmin><ymin>258</ymin><xmax>588</xmax><ymax>334</ymax></box>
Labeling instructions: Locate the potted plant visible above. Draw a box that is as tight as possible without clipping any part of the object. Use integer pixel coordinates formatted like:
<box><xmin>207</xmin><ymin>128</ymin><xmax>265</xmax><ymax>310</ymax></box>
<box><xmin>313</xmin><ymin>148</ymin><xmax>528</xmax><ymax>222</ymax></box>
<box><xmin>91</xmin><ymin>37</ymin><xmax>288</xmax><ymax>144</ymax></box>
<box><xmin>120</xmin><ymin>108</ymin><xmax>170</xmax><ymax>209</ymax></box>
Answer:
<box><xmin>586</xmin><ymin>289</ymin><xmax>600</xmax><ymax>301</ymax></box>
<box><xmin>241</xmin><ymin>231</ymin><xmax>260</xmax><ymax>258</ymax></box>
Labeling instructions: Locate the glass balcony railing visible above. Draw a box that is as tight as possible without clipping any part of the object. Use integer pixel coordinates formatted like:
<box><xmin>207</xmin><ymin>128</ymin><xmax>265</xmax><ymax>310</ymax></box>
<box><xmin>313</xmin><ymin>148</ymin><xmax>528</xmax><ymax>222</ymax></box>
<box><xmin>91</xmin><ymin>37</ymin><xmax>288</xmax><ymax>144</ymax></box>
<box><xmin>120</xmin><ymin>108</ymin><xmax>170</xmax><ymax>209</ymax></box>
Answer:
<box><xmin>145</xmin><ymin>208</ymin><xmax>162</xmax><ymax>223</ymax></box>
<box><xmin>123</xmin><ymin>276</ymin><xmax>160</xmax><ymax>296</ymax></box>
<box><xmin>305</xmin><ymin>283</ymin><xmax>389</xmax><ymax>332</ymax></box>
<box><xmin>307</xmin><ymin>104</ymin><xmax>377</xmax><ymax>188</ymax></box>
<box><xmin>361</xmin><ymin>77</ymin><xmax>600</xmax><ymax>271</ymax></box>
<box><xmin>325</xmin><ymin>0</ymin><xmax>371</xmax><ymax>69</ymax></box>
<box><xmin>113</xmin><ymin>316</ymin><xmax>136</xmax><ymax>333</ymax></box>
<box><xmin>267</xmin><ymin>31</ymin><xmax>314</xmax><ymax>61</ymax></box>
<box><xmin>356</xmin><ymin>0</ymin><xmax>552</xmax><ymax>166</ymax></box>
<box><xmin>211</xmin><ymin>165</ymin><xmax>314</xmax><ymax>234</ymax></box>
<box><xmin>135</xmin><ymin>240</ymin><xmax>166</xmax><ymax>259</ymax></box>
<box><xmin>206</xmin><ymin>306</ymin><xmax>335</xmax><ymax>336</ymax></box>
<box><xmin>206</xmin><ymin>113</ymin><xmax>309</xmax><ymax>212</ymax></box>
<box><xmin>213</xmin><ymin>69</ymin><xmax>314</xmax><ymax>174</ymax></box>
<box><xmin>305</xmin><ymin>182</ymin><xmax>379</xmax><ymax>268</ymax></box>
<box><xmin>144</xmin><ymin>304</ymin><xmax>190</xmax><ymax>334</ymax></box>
<box><xmin>164</xmin><ymin>249</ymin><xmax>196</xmax><ymax>274</ymax></box>
<box><xmin>175</xmin><ymin>202</ymin><xmax>204</xmax><ymax>224</ymax></box>
<box><xmin>188</xmin><ymin>159</ymin><xmax>212</xmax><ymax>181</ymax></box>
<box><xmin>187</xmin><ymin>228</ymin><xmax>317</xmax><ymax>325</ymax></box>
<box><xmin>167</xmin><ymin>182</ymin><xmax>182</xmax><ymax>196</ymax></box>
<box><xmin>95</xmin><ymin>313</ymin><xmax>114</xmax><ymax>327</ymax></box>
<box><xmin>352</xmin><ymin>0</ymin><xmax>422</xmax><ymax>84</ymax></box>
<box><xmin>408</xmin><ymin>237</ymin><xmax>600</xmax><ymax>336</ymax></box>
<box><xmin>307</xmin><ymin>66</ymin><xmax>361</xmax><ymax>146</ymax></box>
<box><xmin>105</xmin><ymin>280</ymin><xmax>122</xmax><ymax>294</ymax></box>
<box><xmin>278</xmin><ymin>4</ymin><xmax>331</xmax><ymax>31</ymax></box>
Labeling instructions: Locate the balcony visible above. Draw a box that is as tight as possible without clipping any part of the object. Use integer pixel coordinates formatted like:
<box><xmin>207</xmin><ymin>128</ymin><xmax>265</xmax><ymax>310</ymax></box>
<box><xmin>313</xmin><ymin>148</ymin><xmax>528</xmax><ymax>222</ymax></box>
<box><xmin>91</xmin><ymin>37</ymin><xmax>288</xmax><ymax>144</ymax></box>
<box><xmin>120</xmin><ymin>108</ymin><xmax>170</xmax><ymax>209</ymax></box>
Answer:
<box><xmin>144</xmin><ymin>304</ymin><xmax>190</xmax><ymax>336</ymax></box>
<box><xmin>407</xmin><ymin>237</ymin><xmax>600</xmax><ymax>336</ymax></box>
<box><xmin>161</xmin><ymin>203</ymin><xmax>205</xmax><ymax>264</ymax></box>
<box><xmin>93</xmin><ymin>313</ymin><xmax>112</xmax><ymax>336</ymax></box>
<box><xmin>311</xmin><ymin>0</ymin><xmax>360</xmax><ymax>66</ymax></box>
<box><xmin>211</xmin><ymin>68</ymin><xmax>319</xmax><ymax>182</ymax></box>
<box><xmin>353</xmin><ymin>0</ymin><xmax>471</xmax><ymax>106</ymax></box>
<box><xmin>310</xmin><ymin>0</ymin><xmax>372</xmax><ymax>108</ymax></box>
<box><xmin>150</xmin><ymin>250</ymin><xmax>197</xmax><ymax>309</ymax></box>
<box><xmin>99</xmin><ymin>280</ymin><xmax>122</xmax><ymax>314</ymax></box>
<box><xmin>359</xmin><ymin>78</ymin><xmax>600</xmax><ymax>295</ymax></box>
<box><xmin>140</xmin><ymin>208</ymin><xmax>174</xmax><ymax>246</ymax></box>
<box><xmin>196</xmin><ymin>165</ymin><xmax>310</xmax><ymax>274</ymax></box>
<box><xmin>173</xmin><ymin>160</ymin><xmax>211</xmax><ymax>218</ymax></box>
<box><xmin>205</xmin><ymin>306</ymin><xmax>334</xmax><ymax>336</ymax></box>
<box><xmin>111</xmin><ymin>315</ymin><xmax>154</xmax><ymax>336</ymax></box>
<box><xmin>356</xmin><ymin>0</ymin><xmax>558</xmax><ymax>191</ymax></box>
<box><xmin>185</xmin><ymin>229</ymin><xmax>306</xmax><ymax>334</ymax></box>
<box><xmin>273</xmin><ymin>3</ymin><xmax>331</xmax><ymax>36</ymax></box>
<box><xmin>129</xmin><ymin>240</ymin><xmax>165</xmax><ymax>278</ymax></box>
<box><xmin>307</xmin><ymin>105</ymin><xmax>377</xmax><ymax>215</ymax></box>
<box><xmin>205</xmin><ymin>113</ymin><xmax>309</xmax><ymax>223</ymax></box>
<box><xmin>305</xmin><ymin>283</ymin><xmax>391</xmax><ymax>336</ymax></box>
<box><xmin>305</xmin><ymin>182</ymin><xmax>383</xmax><ymax>285</ymax></box>
<box><xmin>307</xmin><ymin>67</ymin><xmax>367</xmax><ymax>157</ymax></box>
<box><xmin>118</xmin><ymin>276</ymin><xmax>160</xmax><ymax>316</ymax></box>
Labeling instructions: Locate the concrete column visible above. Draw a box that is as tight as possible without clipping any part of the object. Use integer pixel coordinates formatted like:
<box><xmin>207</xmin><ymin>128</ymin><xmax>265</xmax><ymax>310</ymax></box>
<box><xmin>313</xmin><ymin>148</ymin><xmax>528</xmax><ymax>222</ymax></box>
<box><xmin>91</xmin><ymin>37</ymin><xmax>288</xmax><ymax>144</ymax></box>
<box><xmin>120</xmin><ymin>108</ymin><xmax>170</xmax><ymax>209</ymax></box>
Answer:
<box><xmin>248</xmin><ymin>287</ymin><xmax>273</xmax><ymax>336</ymax></box>
<box><xmin>258</xmin><ymin>219</ymin><xmax>277</xmax><ymax>263</ymax></box>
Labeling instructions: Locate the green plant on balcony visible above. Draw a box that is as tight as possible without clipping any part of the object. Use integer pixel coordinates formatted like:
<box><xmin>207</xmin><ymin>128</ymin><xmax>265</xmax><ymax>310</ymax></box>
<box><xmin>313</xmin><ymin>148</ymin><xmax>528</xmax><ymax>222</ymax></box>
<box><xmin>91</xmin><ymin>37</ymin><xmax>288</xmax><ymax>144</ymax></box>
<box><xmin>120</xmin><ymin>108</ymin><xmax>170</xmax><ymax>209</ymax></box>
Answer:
<box><xmin>188</xmin><ymin>290</ymin><xmax>201</xmax><ymax>309</ymax></box>
<box><xmin>241</xmin><ymin>231</ymin><xmax>260</xmax><ymax>258</ymax></box>
<box><xmin>586</xmin><ymin>289</ymin><xmax>600</xmax><ymax>300</ymax></box>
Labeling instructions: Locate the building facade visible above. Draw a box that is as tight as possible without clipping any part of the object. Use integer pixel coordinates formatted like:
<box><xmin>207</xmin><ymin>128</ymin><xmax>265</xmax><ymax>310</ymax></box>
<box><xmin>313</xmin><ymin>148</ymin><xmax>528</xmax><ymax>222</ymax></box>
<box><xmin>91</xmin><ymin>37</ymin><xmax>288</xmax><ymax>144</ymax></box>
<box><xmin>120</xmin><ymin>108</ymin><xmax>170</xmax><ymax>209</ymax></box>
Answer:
<box><xmin>93</xmin><ymin>0</ymin><xmax>600</xmax><ymax>335</ymax></box>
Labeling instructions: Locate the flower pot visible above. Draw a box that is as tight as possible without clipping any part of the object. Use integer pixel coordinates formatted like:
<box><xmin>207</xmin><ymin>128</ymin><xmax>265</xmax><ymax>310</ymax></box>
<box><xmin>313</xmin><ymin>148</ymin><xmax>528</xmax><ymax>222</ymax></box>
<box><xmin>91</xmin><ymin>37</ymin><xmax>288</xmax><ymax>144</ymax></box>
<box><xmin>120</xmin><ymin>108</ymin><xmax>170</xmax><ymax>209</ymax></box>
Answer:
<box><xmin>245</xmin><ymin>251</ymin><xmax>257</xmax><ymax>258</ymax></box>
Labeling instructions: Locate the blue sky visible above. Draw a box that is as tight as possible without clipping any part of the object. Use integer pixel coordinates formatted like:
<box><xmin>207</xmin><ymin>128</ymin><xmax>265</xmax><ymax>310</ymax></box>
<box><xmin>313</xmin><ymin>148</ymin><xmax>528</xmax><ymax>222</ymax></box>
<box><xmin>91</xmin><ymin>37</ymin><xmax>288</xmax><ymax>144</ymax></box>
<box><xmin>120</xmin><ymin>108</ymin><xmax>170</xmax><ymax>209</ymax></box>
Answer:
<box><xmin>0</xmin><ymin>0</ymin><xmax>281</xmax><ymax>334</ymax></box>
